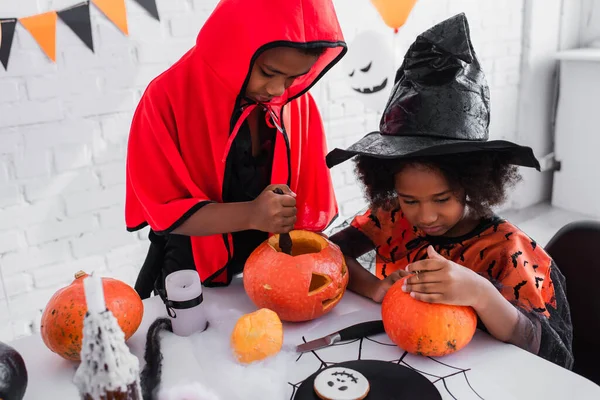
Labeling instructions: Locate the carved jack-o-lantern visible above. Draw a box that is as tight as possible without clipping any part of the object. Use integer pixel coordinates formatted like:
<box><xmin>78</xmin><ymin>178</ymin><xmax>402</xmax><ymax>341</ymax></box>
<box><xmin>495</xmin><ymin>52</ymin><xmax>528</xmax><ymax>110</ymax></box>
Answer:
<box><xmin>243</xmin><ymin>230</ymin><xmax>349</xmax><ymax>322</ymax></box>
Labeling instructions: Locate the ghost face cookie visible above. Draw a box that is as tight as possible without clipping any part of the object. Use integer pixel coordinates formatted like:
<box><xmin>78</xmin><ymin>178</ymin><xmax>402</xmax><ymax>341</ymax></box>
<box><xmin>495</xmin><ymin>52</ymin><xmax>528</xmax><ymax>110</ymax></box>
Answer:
<box><xmin>313</xmin><ymin>367</ymin><xmax>370</xmax><ymax>400</ymax></box>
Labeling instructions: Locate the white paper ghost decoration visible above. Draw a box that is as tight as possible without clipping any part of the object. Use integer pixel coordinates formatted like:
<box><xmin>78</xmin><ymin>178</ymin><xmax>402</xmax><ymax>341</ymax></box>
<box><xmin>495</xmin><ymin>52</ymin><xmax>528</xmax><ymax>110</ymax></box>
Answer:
<box><xmin>344</xmin><ymin>30</ymin><xmax>395</xmax><ymax>113</ymax></box>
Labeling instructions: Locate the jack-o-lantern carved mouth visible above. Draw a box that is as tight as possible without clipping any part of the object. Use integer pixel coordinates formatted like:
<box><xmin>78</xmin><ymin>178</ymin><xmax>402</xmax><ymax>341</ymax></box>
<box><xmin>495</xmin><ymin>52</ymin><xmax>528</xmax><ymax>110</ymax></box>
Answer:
<box><xmin>352</xmin><ymin>77</ymin><xmax>388</xmax><ymax>94</ymax></box>
<box><xmin>322</xmin><ymin>291</ymin><xmax>344</xmax><ymax>310</ymax></box>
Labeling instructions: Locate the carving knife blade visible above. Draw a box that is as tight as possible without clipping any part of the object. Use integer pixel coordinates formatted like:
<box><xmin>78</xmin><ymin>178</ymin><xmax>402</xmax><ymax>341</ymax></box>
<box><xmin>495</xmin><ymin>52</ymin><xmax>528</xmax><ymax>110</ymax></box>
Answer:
<box><xmin>296</xmin><ymin>320</ymin><xmax>385</xmax><ymax>353</ymax></box>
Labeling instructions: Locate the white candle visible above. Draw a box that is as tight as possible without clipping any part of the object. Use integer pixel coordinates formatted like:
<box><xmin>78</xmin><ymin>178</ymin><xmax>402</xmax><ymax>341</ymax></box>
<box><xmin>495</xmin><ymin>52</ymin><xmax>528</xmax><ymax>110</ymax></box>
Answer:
<box><xmin>164</xmin><ymin>270</ymin><xmax>208</xmax><ymax>336</ymax></box>
<box><xmin>83</xmin><ymin>273</ymin><xmax>106</xmax><ymax>314</ymax></box>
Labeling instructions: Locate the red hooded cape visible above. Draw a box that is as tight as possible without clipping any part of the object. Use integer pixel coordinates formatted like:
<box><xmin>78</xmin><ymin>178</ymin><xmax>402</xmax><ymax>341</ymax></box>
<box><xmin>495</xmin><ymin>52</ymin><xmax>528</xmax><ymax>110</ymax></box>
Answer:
<box><xmin>125</xmin><ymin>0</ymin><xmax>347</xmax><ymax>285</ymax></box>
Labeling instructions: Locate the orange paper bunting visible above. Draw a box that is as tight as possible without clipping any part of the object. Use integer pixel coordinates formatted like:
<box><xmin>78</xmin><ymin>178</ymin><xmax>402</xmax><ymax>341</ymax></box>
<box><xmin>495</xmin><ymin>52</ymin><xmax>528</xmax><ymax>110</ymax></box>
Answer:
<box><xmin>1</xmin><ymin>0</ymin><xmax>158</xmax><ymax>71</ymax></box>
<box><xmin>19</xmin><ymin>11</ymin><xmax>58</xmax><ymax>62</ymax></box>
<box><xmin>92</xmin><ymin>0</ymin><xmax>129</xmax><ymax>35</ymax></box>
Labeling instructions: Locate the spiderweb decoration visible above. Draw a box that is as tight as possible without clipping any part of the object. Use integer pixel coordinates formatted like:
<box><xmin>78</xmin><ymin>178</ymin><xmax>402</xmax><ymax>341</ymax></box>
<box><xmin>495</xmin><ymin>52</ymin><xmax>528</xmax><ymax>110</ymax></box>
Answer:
<box><xmin>282</xmin><ymin>215</ymin><xmax>496</xmax><ymax>399</ymax></box>
<box><xmin>286</xmin><ymin>332</ymin><xmax>484</xmax><ymax>400</ymax></box>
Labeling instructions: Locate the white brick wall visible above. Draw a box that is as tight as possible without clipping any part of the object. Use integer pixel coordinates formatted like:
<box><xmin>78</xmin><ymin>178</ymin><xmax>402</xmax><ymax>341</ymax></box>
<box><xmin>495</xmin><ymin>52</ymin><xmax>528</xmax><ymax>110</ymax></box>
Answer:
<box><xmin>0</xmin><ymin>0</ymin><xmax>527</xmax><ymax>341</ymax></box>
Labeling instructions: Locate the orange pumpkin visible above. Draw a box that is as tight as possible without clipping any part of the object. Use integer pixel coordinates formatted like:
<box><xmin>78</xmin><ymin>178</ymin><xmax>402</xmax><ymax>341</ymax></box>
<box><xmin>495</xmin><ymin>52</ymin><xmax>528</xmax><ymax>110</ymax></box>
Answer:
<box><xmin>382</xmin><ymin>277</ymin><xmax>477</xmax><ymax>357</ymax></box>
<box><xmin>230</xmin><ymin>308</ymin><xmax>283</xmax><ymax>364</ymax></box>
<box><xmin>40</xmin><ymin>271</ymin><xmax>144</xmax><ymax>361</ymax></box>
<box><xmin>243</xmin><ymin>230</ymin><xmax>348</xmax><ymax>322</ymax></box>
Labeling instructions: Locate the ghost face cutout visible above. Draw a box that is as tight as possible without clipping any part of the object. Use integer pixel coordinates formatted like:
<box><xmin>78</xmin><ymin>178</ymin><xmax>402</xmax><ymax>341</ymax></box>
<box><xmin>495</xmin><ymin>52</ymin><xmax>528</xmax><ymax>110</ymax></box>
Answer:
<box><xmin>313</xmin><ymin>367</ymin><xmax>370</xmax><ymax>400</ymax></box>
<box><xmin>344</xmin><ymin>30</ymin><xmax>395</xmax><ymax>113</ymax></box>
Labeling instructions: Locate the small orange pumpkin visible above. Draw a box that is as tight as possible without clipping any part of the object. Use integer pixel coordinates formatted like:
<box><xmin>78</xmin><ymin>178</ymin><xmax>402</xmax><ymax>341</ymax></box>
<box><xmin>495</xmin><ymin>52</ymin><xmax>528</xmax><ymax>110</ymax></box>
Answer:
<box><xmin>230</xmin><ymin>308</ymin><xmax>283</xmax><ymax>364</ymax></box>
<box><xmin>40</xmin><ymin>271</ymin><xmax>144</xmax><ymax>361</ymax></box>
<box><xmin>243</xmin><ymin>230</ymin><xmax>349</xmax><ymax>322</ymax></box>
<box><xmin>382</xmin><ymin>277</ymin><xmax>477</xmax><ymax>357</ymax></box>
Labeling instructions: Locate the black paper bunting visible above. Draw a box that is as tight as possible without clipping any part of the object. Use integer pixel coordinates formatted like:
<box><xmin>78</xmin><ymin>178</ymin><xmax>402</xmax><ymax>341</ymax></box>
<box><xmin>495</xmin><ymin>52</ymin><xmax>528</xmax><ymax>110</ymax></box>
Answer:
<box><xmin>0</xmin><ymin>18</ymin><xmax>17</xmax><ymax>70</ymax></box>
<box><xmin>132</xmin><ymin>0</ymin><xmax>160</xmax><ymax>21</ymax></box>
<box><xmin>58</xmin><ymin>2</ymin><xmax>94</xmax><ymax>53</ymax></box>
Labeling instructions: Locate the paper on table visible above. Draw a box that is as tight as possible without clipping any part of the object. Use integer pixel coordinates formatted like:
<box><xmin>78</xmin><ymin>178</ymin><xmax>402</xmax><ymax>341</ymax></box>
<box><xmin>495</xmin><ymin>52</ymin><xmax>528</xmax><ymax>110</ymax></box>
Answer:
<box><xmin>165</xmin><ymin>270</ymin><xmax>208</xmax><ymax>337</ymax></box>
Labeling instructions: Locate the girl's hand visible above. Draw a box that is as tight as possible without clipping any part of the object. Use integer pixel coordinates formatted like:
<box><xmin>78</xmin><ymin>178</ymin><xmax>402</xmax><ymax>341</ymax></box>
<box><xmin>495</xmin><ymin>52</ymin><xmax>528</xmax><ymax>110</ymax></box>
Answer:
<box><xmin>371</xmin><ymin>269</ymin><xmax>411</xmax><ymax>303</ymax></box>
<box><xmin>403</xmin><ymin>245</ymin><xmax>488</xmax><ymax>308</ymax></box>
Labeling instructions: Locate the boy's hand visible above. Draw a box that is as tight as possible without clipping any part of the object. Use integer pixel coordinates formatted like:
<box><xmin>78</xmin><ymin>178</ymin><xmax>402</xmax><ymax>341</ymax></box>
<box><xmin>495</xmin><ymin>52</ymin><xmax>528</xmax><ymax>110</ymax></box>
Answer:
<box><xmin>371</xmin><ymin>269</ymin><xmax>410</xmax><ymax>303</ymax></box>
<box><xmin>250</xmin><ymin>184</ymin><xmax>297</xmax><ymax>233</ymax></box>
<box><xmin>402</xmin><ymin>245</ymin><xmax>487</xmax><ymax>308</ymax></box>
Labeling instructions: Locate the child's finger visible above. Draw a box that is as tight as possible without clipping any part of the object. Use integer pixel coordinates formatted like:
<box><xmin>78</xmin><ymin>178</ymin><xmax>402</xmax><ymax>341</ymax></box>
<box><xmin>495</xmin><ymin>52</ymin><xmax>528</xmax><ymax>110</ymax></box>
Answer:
<box><xmin>409</xmin><ymin>292</ymin><xmax>444</xmax><ymax>303</ymax></box>
<box><xmin>402</xmin><ymin>281</ymin><xmax>442</xmax><ymax>294</ymax></box>
<box><xmin>395</xmin><ymin>269</ymin><xmax>411</xmax><ymax>277</ymax></box>
<box><xmin>279</xmin><ymin>195</ymin><xmax>297</xmax><ymax>207</ymax></box>
<box><xmin>404</xmin><ymin>270</ymin><xmax>443</xmax><ymax>286</ymax></box>
<box><xmin>387</xmin><ymin>270</ymin><xmax>408</xmax><ymax>284</ymax></box>
<box><xmin>268</xmin><ymin>184</ymin><xmax>297</xmax><ymax>197</ymax></box>
<box><xmin>426</xmin><ymin>245</ymin><xmax>447</xmax><ymax>260</ymax></box>
<box><xmin>405</xmin><ymin>259</ymin><xmax>443</xmax><ymax>273</ymax></box>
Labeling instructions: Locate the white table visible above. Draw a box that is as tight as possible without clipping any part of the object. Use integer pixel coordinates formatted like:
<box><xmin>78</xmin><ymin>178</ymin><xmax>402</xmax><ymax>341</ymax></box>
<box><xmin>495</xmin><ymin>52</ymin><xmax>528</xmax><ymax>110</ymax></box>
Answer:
<box><xmin>7</xmin><ymin>278</ymin><xmax>600</xmax><ymax>399</ymax></box>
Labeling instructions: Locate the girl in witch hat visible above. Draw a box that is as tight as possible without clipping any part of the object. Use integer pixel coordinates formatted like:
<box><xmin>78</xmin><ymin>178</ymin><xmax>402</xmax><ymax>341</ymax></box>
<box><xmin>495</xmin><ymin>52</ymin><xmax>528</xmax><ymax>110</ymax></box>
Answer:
<box><xmin>126</xmin><ymin>0</ymin><xmax>347</xmax><ymax>297</ymax></box>
<box><xmin>327</xmin><ymin>13</ymin><xmax>573</xmax><ymax>369</ymax></box>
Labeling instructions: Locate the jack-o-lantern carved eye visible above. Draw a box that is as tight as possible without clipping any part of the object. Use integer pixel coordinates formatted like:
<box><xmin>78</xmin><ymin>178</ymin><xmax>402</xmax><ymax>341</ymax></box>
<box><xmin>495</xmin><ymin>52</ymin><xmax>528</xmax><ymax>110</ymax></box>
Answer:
<box><xmin>309</xmin><ymin>273</ymin><xmax>331</xmax><ymax>294</ymax></box>
<box><xmin>349</xmin><ymin>70</ymin><xmax>355</xmax><ymax>77</ymax></box>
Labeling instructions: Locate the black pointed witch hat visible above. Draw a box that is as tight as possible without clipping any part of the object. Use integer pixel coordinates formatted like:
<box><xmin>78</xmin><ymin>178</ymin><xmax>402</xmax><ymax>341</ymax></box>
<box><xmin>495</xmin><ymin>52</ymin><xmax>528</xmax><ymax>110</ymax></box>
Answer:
<box><xmin>325</xmin><ymin>13</ymin><xmax>540</xmax><ymax>170</ymax></box>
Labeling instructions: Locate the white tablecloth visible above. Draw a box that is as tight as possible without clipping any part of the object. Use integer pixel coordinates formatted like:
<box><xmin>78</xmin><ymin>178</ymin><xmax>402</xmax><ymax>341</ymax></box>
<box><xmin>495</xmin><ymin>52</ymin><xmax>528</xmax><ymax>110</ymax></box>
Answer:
<box><xmin>6</xmin><ymin>278</ymin><xmax>600</xmax><ymax>399</ymax></box>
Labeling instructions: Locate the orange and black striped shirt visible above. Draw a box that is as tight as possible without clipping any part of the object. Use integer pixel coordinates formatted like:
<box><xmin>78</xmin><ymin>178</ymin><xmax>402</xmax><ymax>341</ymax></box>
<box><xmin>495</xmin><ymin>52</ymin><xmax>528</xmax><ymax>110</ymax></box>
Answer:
<box><xmin>351</xmin><ymin>208</ymin><xmax>556</xmax><ymax>318</ymax></box>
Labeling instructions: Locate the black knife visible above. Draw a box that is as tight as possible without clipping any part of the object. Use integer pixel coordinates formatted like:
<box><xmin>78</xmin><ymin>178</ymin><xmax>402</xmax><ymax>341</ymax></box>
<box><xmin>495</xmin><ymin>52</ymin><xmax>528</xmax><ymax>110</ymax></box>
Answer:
<box><xmin>296</xmin><ymin>320</ymin><xmax>385</xmax><ymax>353</ymax></box>
<box><xmin>273</xmin><ymin>188</ymin><xmax>293</xmax><ymax>255</ymax></box>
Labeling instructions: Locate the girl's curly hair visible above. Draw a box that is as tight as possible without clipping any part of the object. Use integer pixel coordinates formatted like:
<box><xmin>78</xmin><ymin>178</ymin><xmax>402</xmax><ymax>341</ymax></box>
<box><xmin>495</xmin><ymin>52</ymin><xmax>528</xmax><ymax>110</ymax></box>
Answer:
<box><xmin>354</xmin><ymin>151</ymin><xmax>523</xmax><ymax>218</ymax></box>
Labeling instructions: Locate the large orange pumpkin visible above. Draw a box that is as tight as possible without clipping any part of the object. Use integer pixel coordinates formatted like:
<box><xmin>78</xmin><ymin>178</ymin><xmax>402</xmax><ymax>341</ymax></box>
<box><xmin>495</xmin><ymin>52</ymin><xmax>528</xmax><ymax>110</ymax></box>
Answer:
<box><xmin>230</xmin><ymin>308</ymin><xmax>283</xmax><ymax>364</ymax></box>
<box><xmin>243</xmin><ymin>230</ymin><xmax>349</xmax><ymax>322</ymax></box>
<box><xmin>382</xmin><ymin>277</ymin><xmax>477</xmax><ymax>357</ymax></box>
<box><xmin>40</xmin><ymin>271</ymin><xmax>144</xmax><ymax>361</ymax></box>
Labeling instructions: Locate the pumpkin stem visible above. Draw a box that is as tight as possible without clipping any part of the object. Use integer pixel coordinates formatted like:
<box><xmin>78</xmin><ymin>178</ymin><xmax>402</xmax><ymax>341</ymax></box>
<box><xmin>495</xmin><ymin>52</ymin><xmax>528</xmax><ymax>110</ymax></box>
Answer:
<box><xmin>74</xmin><ymin>270</ymin><xmax>88</xmax><ymax>279</ymax></box>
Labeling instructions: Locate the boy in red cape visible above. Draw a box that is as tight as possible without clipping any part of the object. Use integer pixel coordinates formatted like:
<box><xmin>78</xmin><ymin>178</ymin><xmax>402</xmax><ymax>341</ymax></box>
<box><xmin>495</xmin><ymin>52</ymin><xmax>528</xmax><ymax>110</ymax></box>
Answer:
<box><xmin>126</xmin><ymin>0</ymin><xmax>347</xmax><ymax>297</ymax></box>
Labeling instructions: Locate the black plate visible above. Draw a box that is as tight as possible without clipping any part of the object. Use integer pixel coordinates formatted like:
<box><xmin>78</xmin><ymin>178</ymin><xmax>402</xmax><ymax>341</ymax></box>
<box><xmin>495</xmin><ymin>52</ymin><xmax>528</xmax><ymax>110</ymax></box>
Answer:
<box><xmin>294</xmin><ymin>359</ymin><xmax>442</xmax><ymax>400</ymax></box>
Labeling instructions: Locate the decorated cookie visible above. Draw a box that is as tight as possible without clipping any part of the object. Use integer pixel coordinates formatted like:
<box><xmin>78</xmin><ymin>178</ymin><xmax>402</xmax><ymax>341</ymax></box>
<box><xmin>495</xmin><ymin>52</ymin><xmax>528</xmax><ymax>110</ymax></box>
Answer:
<box><xmin>313</xmin><ymin>367</ymin><xmax>370</xmax><ymax>400</ymax></box>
